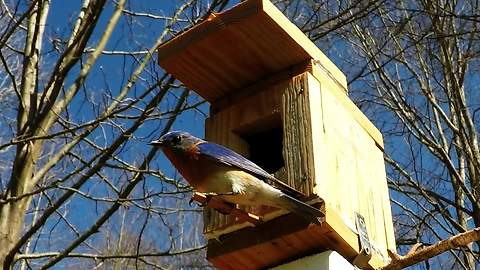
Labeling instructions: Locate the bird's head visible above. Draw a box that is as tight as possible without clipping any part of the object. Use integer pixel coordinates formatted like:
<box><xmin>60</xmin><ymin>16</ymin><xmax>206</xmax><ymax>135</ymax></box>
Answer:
<box><xmin>149</xmin><ymin>131</ymin><xmax>204</xmax><ymax>151</ymax></box>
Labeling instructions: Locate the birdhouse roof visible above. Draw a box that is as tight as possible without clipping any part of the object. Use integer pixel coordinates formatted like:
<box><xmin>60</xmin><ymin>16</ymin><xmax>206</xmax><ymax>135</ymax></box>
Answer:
<box><xmin>157</xmin><ymin>0</ymin><xmax>347</xmax><ymax>103</ymax></box>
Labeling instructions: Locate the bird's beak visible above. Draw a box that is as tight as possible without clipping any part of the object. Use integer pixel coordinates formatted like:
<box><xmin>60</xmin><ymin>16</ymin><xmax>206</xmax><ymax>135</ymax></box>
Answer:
<box><xmin>148</xmin><ymin>139</ymin><xmax>164</xmax><ymax>147</ymax></box>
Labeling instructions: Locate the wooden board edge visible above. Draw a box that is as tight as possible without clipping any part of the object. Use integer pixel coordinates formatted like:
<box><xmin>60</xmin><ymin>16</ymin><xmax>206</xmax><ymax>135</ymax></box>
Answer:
<box><xmin>324</xmin><ymin>204</ymin><xmax>391</xmax><ymax>269</ymax></box>
<box><xmin>323</xmin><ymin>204</ymin><xmax>360</xmax><ymax>258</ymax></box>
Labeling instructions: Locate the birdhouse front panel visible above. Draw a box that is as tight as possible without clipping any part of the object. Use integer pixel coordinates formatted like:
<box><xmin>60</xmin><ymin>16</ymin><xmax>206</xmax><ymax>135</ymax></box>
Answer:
<box><xmin>204</xmin><ymin>72</ymin><xmax>317</xmax><ymax>237</ymax></box>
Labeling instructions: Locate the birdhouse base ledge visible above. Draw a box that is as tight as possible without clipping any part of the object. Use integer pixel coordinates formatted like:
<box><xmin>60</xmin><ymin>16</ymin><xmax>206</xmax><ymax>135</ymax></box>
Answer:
<box><xmin>205</xmin><ymin>201</ymin><xmax>389</xmax><ymax>270</ymax></box>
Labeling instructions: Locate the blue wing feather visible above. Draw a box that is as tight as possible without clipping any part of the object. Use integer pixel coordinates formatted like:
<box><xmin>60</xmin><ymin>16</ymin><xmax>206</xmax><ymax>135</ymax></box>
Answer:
<box><xmin>196</xmin><ymin>142</ymin><xmax>274</xmax><ymax>181</ymax></box>
<box><xmin>196</xmin><ymin>141</ymin><xmax>304</xmax><ymax>197</ymax></box>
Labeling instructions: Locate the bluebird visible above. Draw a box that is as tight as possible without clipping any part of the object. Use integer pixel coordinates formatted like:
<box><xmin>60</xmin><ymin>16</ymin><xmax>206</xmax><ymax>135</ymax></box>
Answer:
<box><xmin>150</xmin><ymin>131</ymin><xmax>323</xmax><ymax>224</ymax></box>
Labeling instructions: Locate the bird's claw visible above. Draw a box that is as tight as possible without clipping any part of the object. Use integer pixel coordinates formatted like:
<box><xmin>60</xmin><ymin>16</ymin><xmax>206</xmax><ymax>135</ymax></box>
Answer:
<box><xmin>188</xmin><ymin>197</ymin><xmax>195</xmax><ymax>206</ymax></box>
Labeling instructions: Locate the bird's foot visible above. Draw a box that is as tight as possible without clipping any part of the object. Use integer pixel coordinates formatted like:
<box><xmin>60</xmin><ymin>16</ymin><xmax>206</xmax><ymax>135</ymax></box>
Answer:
<box><xmin>201</xmin><ymin>192</ymin><xmax>238</xmax><ymax>215</ymax></box>
<box><xmin>189</xmin><ymin>193</ymin><xmax>211</xmax><ymax>207</ymax></box>
<box><xmin>189</xmin><ymin>192</ymin><xmax>223</xmax><ymax>207</ymax></box>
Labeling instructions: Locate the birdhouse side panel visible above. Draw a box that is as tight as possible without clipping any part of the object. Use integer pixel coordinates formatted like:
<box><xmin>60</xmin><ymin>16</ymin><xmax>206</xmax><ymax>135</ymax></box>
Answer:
<box><xmin>371</xmin><ymin>144</ymin><xmax>396</xmax><ymax>250</ymax></box>
<box><xmin>306</xmin><ymin>71</ymin><xmax>395</xmax><ymax>264</ymax></box>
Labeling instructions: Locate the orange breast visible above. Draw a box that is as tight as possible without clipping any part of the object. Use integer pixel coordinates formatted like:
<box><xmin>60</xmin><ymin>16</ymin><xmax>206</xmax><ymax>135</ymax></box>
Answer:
<box><xmin>162</xmin><ymin>148</ymin><xmax>209</xmax><ymax>189</ymax></box>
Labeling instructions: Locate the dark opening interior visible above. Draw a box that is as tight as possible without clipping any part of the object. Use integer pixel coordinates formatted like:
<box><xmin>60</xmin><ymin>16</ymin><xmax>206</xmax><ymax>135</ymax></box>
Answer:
<box><xmin>241</xmin><ymin>127</ymin><xmax>284</xmax><ymax>174</ymax></box>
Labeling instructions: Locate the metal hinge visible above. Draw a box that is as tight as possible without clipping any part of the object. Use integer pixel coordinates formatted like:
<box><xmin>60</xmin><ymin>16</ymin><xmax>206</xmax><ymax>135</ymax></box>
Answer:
<box><xmin>352</xmin><ymin>212</ymin><xmax>372</xmax><ymax>269</ymax></box>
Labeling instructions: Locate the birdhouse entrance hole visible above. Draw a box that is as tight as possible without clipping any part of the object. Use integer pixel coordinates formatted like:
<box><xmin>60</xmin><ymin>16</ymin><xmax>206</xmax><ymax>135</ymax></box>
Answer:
<box><xmin>238</xmin><ymin>121</ymin><xmax>284</xmax><ymax>174</ymax></box>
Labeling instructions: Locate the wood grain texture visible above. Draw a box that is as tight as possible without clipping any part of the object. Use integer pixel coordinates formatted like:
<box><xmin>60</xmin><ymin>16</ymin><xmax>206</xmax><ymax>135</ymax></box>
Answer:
<box><xmin>281</xmin><ymin>74</ymin><xmax>315</xmax><ymax>195</ymax></box>
<box><xmin>310</xmin><ymin>63</ymin><xmax>383</xmax><ymax>149</ymax></box>
<box><xmin>307</xmin><ymin>71</ymin><xmax>395</xmax><ymax>267</ymax></box>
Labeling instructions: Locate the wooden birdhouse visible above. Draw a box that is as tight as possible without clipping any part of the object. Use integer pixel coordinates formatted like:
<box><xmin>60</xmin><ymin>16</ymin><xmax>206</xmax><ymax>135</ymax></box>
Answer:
<box><xmin>157</xmin><ymin>0</ymin><xmax>396</xmax><ymax>269</ymax></box>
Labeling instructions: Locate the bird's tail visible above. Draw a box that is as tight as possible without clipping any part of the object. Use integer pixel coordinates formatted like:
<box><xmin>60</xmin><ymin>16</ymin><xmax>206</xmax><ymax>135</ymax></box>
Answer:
<box><xmin>277</xmin><ymin>193</ymin><xmax>324</xmax><ymax>224</ymax></box>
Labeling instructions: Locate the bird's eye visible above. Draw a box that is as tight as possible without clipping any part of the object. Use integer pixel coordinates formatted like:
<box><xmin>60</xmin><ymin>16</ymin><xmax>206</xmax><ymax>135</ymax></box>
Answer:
<box><xmin>171</xmin><ymin>135</ymin><xmax>182</xmax><ymax>144</ymax></box>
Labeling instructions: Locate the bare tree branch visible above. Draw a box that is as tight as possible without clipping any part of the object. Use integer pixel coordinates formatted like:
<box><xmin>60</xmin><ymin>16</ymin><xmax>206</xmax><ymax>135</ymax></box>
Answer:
<box><xmin>383</xmin><ymin>228</ymin><xmax>480</xmax><ymax>270</ymax></box>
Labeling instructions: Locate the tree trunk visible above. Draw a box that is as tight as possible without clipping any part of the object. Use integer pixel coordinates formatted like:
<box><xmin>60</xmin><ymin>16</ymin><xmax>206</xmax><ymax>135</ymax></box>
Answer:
<box><xmin>0</xmin><ymin>0</ymin><xmax>49</xmax><ymax>267</ymax></box>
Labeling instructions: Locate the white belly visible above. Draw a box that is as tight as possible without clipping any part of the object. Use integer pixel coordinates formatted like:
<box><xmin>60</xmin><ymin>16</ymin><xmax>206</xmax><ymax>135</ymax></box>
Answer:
<box><xmin>202</xmin><ymin>169</ymin><xmax>283</xmax><ymax>207</ymax></box>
